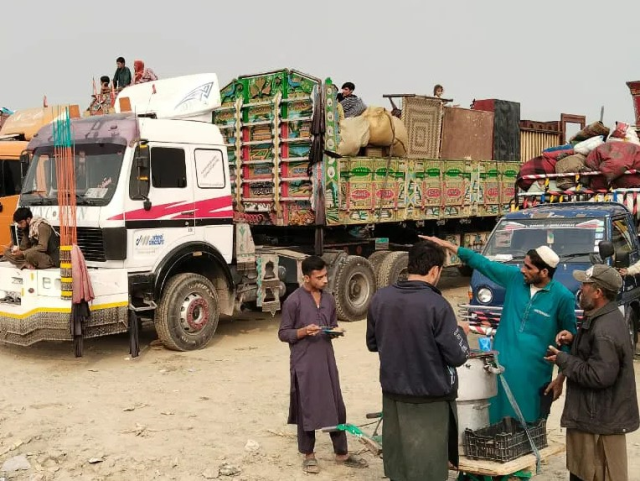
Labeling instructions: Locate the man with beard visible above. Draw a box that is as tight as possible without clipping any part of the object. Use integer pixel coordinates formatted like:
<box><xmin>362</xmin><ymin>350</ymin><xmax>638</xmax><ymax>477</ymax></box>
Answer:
<box><xmin>367</xmin><ymin>240</ymin><xmax>470</xmax><ymax>481</ymax></box>
<box><xmin>547</xmin><ymin>265</ymin><xmax>639</xmax><ymax>481</ymax></box>
<box><xmin>2</xmin><ymin>207</ymin><xmax>59</xmax><ymax>269</ymax></box>
<box><xmin>421</xmin><ymin>236</ymin><xmax>577</xmax><ymax>424</ymax></box>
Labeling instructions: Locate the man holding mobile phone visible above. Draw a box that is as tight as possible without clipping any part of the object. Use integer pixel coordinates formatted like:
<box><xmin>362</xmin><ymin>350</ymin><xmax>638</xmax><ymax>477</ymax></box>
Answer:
<box><xmin>278</xmin><ymin>256</ymin><xmax>367</xmax><ymax>474</ymax></box>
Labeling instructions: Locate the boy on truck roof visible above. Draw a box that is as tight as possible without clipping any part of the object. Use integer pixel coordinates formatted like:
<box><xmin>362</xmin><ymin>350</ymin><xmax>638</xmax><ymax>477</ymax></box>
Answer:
<box><xmin>339</xmin><ymin>82</ymin><xmax>366</xmax><ymax>118</ymax></box>
<box><xmin>113</xmin><ymin>57</ymin><xmax>132</xmax><ymax>90</ymax></box>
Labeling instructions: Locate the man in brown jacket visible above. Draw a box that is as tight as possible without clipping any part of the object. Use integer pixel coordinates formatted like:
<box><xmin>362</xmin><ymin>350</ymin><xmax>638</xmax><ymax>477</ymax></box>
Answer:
<box><xmin>2</xmin><ymin>207</ymin><xmax>59</xmax><ymax>269</ymax></box>
<box><xmin>546</xmin><ymin>265</ymin><xmax>639</xmax><ymax>481</ymax></box>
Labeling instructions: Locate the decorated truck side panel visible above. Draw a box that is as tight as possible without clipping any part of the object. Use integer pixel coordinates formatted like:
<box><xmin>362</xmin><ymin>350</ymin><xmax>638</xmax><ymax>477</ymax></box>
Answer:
<box><xmin>213</xmin><ymin>69</ymin><xmax>519</xmax><ymax>228</ymax></box>
<box><xmin>213</xmin><ymin>69</ymin><xmax>519</xmax><ymax>273</ymax></box>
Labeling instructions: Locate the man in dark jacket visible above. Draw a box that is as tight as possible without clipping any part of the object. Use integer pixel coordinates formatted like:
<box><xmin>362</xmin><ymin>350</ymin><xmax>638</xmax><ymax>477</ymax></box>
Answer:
<box><xmin>113</xmin><ymin>57</ymin><xmax>132</xmax><ymax>90</ymax></box>
<box><xmin>367</xmin><ymin>240</ymin><xmax>470</xmax><ymax>481</ymax></box>
<box><xmin>547</xmin><ymin>264</ymin><xmax>639</xmax><ymax>481</ymax></box>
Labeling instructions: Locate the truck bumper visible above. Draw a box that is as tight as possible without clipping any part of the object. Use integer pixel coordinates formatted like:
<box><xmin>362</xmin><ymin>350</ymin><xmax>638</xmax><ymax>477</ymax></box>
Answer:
<box><xmin>0</xmin><ymin>263</ymin><xmax>130</xmax><ymax>346</ymax></box>
<box><xmin>0</xmin><ymin>303</ymin><xmax>130</xmax><ymax>346</ymax></box>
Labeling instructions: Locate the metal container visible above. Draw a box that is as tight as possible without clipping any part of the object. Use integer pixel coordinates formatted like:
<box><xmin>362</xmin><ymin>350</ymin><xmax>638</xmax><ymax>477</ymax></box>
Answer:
<box><xmin>457</xmin><ymin>354</ymin><xmax>499</xmax><ymax>401</ymax></box>
<box><xmin>457</xmin><ymin>400</ymin><xmax>491</xmax><ymax>445</ymax></box>
<box><xmin>456</xmin><ymin>353</ymin><xmax>501</xmax><ymax>444</ymax></box>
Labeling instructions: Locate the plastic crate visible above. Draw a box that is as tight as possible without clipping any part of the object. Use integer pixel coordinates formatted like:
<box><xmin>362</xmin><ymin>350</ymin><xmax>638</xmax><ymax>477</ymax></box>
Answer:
<box><xmin>463</xmin><ymin>417</ymin><xmax>547</xmax><ymax>463</ymax></box>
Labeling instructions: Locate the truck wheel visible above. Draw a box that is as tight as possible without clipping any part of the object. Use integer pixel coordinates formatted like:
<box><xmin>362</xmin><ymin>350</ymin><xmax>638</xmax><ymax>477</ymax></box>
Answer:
<box><xmin>368</xmin><ymin>251</ymin><xmax>392</xmax><ymax>288</ymax></box>
<box><xmin>333</xmin><ymin>255</ymin><xmax>375</xmax><ymax>322</ymax></box>
<box><xmin>626</xmin><ymin>307</ymin><xmax>638</xmax><ymax>351</ymax></box>
<box><xmin>377</xmin><ymin>252</ymin><xmax>409</xmax><ymax>288</ymax></box>
<box><xmin>155</xmin><ymin>273</ymin><xmax>220</xmax><ymax>351</ymax></box>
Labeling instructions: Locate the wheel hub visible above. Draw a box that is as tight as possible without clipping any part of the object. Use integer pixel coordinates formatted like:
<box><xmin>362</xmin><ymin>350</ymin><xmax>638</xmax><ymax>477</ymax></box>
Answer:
<box><xmin>348</xmin><ymin>273</ymin><xmax>370</xmax><ymax>309</ymax></box>
<box><xmin>180</xmin><ymin>293</ymin><xmax>210</xmax><ymax>333</ymax></box>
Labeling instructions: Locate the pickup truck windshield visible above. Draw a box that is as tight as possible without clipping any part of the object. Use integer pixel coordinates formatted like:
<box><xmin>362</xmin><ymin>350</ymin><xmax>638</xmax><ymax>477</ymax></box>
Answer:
<box><xmin>20</xmin><ymin>143</ymin><xmax>124</xmax><ymax>206</ymax></box>
<box><xmin>484</xmin><ymin>218</ymin><xmax>604</xmax><ymax>260</ymax></box>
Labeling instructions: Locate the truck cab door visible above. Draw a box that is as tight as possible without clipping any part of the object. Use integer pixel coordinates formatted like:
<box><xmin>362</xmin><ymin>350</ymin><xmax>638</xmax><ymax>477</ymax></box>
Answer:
<box><xmin>126</xmin><ymin>144</ymin><xmax>195</xmax><ymax>265</ymax></box>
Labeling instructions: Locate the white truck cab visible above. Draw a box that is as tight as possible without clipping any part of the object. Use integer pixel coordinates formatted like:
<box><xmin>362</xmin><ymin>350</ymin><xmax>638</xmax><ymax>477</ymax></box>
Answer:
<box><xmin>0</xmin><ymin>74</ymin><xmax>287</xmax><ymax>354</ymax></box>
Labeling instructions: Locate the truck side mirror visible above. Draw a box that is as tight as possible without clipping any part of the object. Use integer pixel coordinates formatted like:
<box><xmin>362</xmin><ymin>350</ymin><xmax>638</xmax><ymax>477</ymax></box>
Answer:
<box><xmin>615</xmin><ymin>250</ymin><xmax>630</xmax><ymax>269</ymax></box>
<box><xmin>19</xmin><ymin>151</ymin><xmax>31</xmax><ymax>180</ymax></box>
<box><xmin>19</xmin><ymin>151</ymin><xmax>31</xmax><ymax>165</ymax></box>
<box><xmin>135</xmin><ymin>141</ymin><xmax>150</xmax><ymax>170</ymax></box>
<box><xmin>598</xmin><ymin>241</ymin><xmax>615</xmax><ymax>260</ymax></box>
<box><xmin>133</xmin><ymin>142</ymin><xmax>151</xmax><ymax>209</ymax></box>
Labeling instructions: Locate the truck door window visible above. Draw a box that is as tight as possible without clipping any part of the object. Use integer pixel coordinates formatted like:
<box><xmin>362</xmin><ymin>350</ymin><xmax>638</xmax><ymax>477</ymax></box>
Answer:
<box><xmin>0</xmin><ymin>160</ymin><xmax>5</xmax><ymax>196</ymax></box>
<box><xmin>151</xmin><ymin>147</ymin><xmax>187</xmax><ymax>188</ymax></box>
<box><xmin>194</xmin><ymin>149</ymin><xmax>225</xmax><ymax>188</ymax></box>
<box><xmin>1</xmin><ymin>160</ymin><xmax>22</xmax><ymax>196</ymax></box>
<box><xmin>612</xmin><ymin>218</ymin><xmax>633</xmax><ymax>256</ymax></box>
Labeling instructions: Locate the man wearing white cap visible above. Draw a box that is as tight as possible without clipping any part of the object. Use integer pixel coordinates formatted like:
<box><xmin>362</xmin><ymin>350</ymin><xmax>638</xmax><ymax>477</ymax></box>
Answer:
<box><xmin>421</xmin><ymin>236</ymin><xmax>577</xmax><ymax>424</ymax></box>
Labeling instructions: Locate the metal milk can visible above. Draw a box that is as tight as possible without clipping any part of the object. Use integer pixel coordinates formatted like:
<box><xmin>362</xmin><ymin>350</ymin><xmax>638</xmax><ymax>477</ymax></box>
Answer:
<box><xmin>455</xmin><ymin>351</ymin><xmax>502</xmax><ymax>445</ymax></box>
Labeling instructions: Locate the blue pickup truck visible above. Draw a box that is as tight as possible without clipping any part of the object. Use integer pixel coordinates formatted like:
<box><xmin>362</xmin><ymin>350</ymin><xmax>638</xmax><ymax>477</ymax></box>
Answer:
<box><xmin>463</xmin><ymin>202</ymin><xmax>640</xmax><ymax>349</ymax></box>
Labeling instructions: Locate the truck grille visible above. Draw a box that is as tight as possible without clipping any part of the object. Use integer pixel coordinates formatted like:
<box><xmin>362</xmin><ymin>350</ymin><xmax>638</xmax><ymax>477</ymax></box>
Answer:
<box><xmin>76</xmin><ymin>227</ymin><xmax>106</xmax><ymax>262</ymax></box>
<box><xmin>16</xmin><ymin>226</ymin><xmax>107</xmax><ymax>263</ymax></box>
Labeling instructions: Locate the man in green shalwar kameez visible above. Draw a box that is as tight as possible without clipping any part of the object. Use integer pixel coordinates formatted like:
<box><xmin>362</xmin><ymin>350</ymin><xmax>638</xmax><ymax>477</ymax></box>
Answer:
<box><xmin>423</xmin><ymin>237</ymin><xmax>577</xmax><ymax>423</ymax></box>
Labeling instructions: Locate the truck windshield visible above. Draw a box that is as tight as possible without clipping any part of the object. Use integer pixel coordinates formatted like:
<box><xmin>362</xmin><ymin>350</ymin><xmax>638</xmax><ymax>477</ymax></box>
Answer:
<box><xmin>484</xmin><ymin>218</ymin><xmax>604</xmax><ymax>261</ymax></box>
<box><xmin>20</xmin><ymin>143</ymin><xmax>124</xmax><ymax>206</ymax></box>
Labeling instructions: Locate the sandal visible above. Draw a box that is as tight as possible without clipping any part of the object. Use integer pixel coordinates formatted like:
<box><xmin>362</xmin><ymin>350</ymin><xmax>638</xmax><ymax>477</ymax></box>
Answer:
<box><xmin>302</xmin><ymin>458</ymin><xmax>320</xmax><ymax>474</ymax></box>
<box><xmin>336</xmin><ymin>455</ymin><xmax>368</xmax><ymax>468</ymax></box>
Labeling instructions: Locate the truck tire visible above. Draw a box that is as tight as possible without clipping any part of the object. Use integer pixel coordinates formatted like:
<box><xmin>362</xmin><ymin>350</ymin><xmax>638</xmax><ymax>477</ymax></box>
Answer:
<box><xmin>154</xmin><ymin>273</ymin><xmax>220</xmax><ymax>351</ymax></box>
<box><xmin>368</xmin><ymin>251</ymin><xmax>392</xmax><ymax>288</ymax></box>
<box><xmin>333</xmin><ymin>255</ymin><xmax>375</xmax><ymax>322</ymax></box>
<box><xmin>377</xmin><ymin>251</ymin><xmax>409</xmax><ymax>288</ymax></box>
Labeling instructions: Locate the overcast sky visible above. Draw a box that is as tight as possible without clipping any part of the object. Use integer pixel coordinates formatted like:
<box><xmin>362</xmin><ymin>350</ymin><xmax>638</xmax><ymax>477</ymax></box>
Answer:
<box><xmin>4</xmin><ymin>0</ymin><xmax>639</xmax><ymax>128</ymax></box>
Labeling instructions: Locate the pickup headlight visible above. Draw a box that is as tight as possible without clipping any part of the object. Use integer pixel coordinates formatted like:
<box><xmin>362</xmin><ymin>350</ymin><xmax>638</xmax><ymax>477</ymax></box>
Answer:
<box><xmin>575</xmin><ymin>289</ymin><xmax>582</xmax><ymax>308</ymax></box>
<box><xmin>477</xmin><ymin>287</ymin><xmax>493</xmax><ymax>304</ymax></box>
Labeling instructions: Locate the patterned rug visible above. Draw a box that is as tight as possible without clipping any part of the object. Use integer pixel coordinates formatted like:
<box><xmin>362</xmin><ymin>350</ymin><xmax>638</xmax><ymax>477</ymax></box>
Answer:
<box><xmin>401</xmin><ymin>97</ymin><xmax>444</xmax><ymax>159</ymax></box>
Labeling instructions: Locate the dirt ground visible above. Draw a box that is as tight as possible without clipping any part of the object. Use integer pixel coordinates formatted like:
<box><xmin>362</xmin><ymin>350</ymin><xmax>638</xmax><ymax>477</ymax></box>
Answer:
<box><xmin>1</xmin><ymin>274</ymin><xmax>640</xmax><ymax>481</ymax></box>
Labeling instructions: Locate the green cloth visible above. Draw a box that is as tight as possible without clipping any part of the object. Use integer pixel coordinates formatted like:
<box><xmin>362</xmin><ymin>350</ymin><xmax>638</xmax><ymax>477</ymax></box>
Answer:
<box><xmin>382</xmin><ymin>395</ymin><xmax>457</xmax><ymax>481</ymax></box>
<box><xmin>458</xmin><ymin>247</ymin><xmax>577</xmax><ymax>423</ymax></box>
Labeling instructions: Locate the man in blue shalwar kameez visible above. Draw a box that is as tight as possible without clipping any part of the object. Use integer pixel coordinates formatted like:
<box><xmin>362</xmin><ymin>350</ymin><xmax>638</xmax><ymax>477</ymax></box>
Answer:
<box><xmin>423</xmin><ymin>237</ymin><xmax>577</xmax><ymax>423</ymax></box>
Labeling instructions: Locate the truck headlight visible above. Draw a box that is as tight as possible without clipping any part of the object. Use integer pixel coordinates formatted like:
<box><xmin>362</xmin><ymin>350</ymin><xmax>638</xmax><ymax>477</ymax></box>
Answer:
<box><xmin>477</xmin><ymin>287</ymin><xmax>493</xmax><ymax>304</ymax></box>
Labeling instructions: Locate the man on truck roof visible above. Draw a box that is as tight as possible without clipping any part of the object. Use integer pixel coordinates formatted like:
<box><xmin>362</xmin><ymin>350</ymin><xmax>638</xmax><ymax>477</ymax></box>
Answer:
<box><xmin>2</xmin><ymin>207</ymin><xmax>59</xmax><ymax>270</ymax></box>
<box><xmin>339</xmin><ymin>82</ymin><xmax>366</xmax><ymax>118</ymax></box>
<box><xmin>113</xmin><ymin>57</ymin><xmax>132</xmax><ymax>90</ymax></box>
<box><xmin>422</xmin><ymin>236</ymin><xmax>577</xmax><ymax>424</ymax></box>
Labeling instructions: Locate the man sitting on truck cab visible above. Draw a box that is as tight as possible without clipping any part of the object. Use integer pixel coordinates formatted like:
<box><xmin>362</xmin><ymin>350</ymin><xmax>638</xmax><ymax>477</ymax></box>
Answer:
<box><xmin>2</xmin><ymin>208</ymin><xmax>59</xmax><ymax>270</ymax></box>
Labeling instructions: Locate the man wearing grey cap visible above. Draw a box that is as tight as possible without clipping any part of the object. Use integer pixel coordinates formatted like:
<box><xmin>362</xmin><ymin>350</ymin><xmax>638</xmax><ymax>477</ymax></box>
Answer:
<box><xmin>546</xmin><ymin>265</ymin><xmax>639</xmax><ymax>481</ymax></box>
<box><xmin>422</xmin><ymin>236</ymin><xmax>577</xmax><ymax>424</ymax></box>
